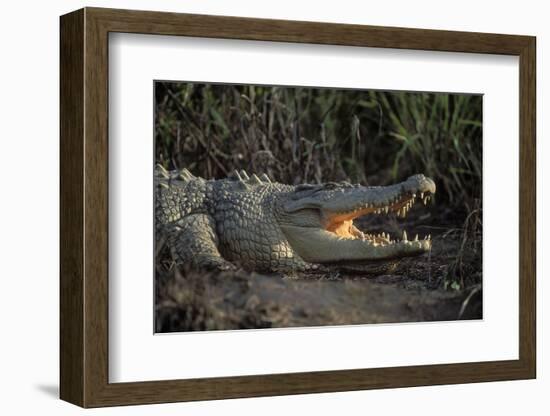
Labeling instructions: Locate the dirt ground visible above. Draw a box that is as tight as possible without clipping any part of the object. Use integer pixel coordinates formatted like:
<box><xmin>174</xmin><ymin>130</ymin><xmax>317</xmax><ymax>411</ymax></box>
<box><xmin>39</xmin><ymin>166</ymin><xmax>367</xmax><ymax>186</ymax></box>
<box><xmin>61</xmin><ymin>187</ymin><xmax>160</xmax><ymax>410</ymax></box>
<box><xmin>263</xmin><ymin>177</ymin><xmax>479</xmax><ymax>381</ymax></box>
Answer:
<box><xmin>155</xmin><ymin>206</ymin><xmax>482</xmax><ymax>333</ymax></box>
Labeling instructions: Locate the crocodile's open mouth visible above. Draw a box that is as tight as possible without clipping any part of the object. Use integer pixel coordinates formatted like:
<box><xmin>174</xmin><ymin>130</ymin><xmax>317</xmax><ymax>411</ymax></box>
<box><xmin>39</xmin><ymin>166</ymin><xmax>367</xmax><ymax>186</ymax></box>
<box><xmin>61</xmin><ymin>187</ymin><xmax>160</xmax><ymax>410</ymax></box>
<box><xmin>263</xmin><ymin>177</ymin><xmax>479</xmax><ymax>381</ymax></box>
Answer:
<box><xmin>280</xmin><ymin>174</ymin><xmax>436</xmax><ymax>266</ymax></box>
<box><xmin>323</xmin><ymin>190</ymin><xmax>434</xmax><ymax>248</ymax></box>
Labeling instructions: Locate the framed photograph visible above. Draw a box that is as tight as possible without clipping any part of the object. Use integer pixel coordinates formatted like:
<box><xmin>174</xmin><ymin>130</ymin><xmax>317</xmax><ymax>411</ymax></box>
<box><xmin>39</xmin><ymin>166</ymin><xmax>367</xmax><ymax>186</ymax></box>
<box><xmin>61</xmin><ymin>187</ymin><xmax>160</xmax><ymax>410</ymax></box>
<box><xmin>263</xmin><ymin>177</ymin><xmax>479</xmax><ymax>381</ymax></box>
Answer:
<box><xmin>60</xmin><ymin>7</ymin><xmax>536</xmax><ymax>408</ymax></box>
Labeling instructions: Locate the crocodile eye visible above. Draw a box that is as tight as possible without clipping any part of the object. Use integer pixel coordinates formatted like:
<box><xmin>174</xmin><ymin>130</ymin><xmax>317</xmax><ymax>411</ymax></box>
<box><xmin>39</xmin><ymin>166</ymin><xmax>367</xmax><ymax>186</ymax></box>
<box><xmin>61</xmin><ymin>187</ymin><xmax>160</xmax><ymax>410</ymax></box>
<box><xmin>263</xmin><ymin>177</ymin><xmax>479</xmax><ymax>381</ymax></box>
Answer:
<box><xmin>291</xmin><ymin>184</ymin><xmax>324</xmax><ymax>200</ymax></box>
<box><xmin>294</xmin><ymin>184</ymin><xmax>318</xmax><ymax>192</ymax></box>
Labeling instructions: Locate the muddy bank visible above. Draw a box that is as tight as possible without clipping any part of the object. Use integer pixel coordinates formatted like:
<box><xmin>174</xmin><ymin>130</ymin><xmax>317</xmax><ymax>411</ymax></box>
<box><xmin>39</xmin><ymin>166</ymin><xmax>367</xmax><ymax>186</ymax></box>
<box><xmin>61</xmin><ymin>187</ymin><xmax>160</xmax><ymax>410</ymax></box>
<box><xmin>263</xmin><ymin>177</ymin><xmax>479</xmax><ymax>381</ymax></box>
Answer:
<box><xmin>155</xmin><ymin>207</ymin><xmax>482</xmax><ymax>333</ymax></box>
<box><xmin>156</xmin><ymin>270</ymin><xmax>481</xmax><ymax>333</ymax></box>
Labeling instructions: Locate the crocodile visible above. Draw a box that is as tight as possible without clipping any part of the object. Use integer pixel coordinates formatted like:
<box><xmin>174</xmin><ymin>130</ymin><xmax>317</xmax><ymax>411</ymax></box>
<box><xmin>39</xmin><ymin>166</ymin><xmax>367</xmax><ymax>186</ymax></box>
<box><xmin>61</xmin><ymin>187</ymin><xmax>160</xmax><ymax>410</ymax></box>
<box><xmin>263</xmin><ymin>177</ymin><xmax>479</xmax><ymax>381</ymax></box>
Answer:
<box><xmin>155</xmin><ymin>166</ymin><xmax>436</xmax><ymax>274</ymax></box>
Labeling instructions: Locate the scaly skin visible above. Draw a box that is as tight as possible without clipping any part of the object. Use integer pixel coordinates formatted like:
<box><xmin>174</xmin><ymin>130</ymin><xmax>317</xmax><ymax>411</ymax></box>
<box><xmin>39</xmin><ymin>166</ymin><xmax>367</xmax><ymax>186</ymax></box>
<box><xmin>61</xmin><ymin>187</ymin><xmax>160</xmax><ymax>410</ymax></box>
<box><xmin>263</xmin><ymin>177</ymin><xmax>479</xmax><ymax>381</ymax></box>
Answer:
<box><xmin>155</xmin><ymin>166</ymin><xmax>436</xmax><ymax>274</ymax></box>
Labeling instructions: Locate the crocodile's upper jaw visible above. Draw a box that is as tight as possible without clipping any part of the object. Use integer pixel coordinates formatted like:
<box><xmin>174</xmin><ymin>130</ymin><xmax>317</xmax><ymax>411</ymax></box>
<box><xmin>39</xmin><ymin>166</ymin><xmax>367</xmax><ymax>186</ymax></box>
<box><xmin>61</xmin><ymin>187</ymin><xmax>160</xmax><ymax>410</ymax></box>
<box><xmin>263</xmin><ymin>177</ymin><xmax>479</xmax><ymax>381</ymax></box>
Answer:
<box><xmin>280</xmin><ymin>174</ymin><xmax>436</xmax><ymax>267</ymax></box>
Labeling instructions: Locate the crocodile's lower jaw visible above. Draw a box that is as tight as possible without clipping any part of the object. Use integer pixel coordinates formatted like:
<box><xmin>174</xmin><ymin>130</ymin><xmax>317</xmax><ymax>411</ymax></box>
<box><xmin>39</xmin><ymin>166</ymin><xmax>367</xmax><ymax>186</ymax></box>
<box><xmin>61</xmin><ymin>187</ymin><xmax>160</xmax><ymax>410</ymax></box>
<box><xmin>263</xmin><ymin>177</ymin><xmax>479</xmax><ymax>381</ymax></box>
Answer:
<box><xmin>282</xmin><ymin>225</ymin><xmax>431</xmax><ymax>264</ymax></box>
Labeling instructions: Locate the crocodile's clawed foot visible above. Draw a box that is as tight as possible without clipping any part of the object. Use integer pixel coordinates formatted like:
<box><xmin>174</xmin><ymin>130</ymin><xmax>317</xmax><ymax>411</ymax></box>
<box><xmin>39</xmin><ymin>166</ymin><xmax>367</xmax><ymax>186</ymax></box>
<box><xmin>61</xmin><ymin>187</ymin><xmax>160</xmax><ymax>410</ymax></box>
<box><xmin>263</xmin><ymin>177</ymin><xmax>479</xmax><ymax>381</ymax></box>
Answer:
<box><xmin>216</xmin><ymin>262</ymin><xmax>239</xmax><ymax>272</ymax></box>
<box><xmin>198</xmin><ymin>258</ymin><xmax>239</xmax><ymax>272</ymax></box>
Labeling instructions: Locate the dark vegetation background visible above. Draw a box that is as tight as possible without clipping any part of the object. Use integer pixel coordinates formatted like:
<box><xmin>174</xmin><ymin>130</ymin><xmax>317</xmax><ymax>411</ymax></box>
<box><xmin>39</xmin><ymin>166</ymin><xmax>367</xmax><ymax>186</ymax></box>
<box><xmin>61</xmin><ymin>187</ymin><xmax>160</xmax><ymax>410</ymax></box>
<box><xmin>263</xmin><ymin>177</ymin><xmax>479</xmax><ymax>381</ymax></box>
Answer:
<box><xmin>154</xmin><ymin>82</ymin><xmax>483</xmax><ymax>332</ymax></box>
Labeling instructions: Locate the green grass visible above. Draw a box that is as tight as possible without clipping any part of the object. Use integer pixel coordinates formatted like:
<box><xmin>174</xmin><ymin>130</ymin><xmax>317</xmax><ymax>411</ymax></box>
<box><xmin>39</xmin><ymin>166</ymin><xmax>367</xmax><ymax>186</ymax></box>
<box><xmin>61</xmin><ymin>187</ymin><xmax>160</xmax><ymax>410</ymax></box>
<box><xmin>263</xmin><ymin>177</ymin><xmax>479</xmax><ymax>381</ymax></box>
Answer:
<box><xmin>155</xmin><ymin>82</ymin><xmax>482</xmax><ymax>213</ymax></box>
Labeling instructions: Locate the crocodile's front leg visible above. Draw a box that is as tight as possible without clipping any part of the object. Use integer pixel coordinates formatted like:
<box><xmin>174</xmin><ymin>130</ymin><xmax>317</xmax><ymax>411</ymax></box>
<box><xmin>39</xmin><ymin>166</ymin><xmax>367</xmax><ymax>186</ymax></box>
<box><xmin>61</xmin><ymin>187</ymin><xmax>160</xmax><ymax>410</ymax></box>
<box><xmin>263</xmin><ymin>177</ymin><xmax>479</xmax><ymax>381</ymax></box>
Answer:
<box><xmin>166</xmin><ymin>213</ymin><xmax>236</xmax><ymax>271</ymax></box>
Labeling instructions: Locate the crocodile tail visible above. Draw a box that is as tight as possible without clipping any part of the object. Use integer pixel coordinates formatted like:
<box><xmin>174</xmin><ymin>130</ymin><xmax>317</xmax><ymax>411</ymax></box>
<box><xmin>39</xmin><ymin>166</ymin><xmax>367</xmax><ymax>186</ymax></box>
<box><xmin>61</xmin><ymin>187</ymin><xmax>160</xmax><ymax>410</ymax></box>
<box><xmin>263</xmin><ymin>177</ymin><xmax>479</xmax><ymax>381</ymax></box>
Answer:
<box><xmin>155</xmin><ymin>165</ymin><xmax>207</xmax><ymax>225</ymax></box>
<box><xmin>155</xmin><ymin>164</ymin><xmax>197</xmax><ymax>183</ymax></box>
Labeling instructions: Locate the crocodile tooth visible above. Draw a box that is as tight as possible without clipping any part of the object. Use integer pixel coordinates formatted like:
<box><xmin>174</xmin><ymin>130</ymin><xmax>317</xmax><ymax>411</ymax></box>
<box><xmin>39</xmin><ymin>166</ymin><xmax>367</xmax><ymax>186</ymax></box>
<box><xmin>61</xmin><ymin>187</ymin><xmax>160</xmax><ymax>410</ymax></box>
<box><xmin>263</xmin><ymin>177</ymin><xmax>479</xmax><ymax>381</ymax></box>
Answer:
<box><xmin>384</xmin><ymin>206</ymin><xmax>389</xmax><ymax>214</ymax></box>
<box><xmin>423</xmin><ymin>197</ymin><xmax>428</xmax><ymax>205</ymax></box>
<box><xmin>414</xmin><ymin>234</ymin><xmax>419</xmax><ymax>241</ymax></box>
<box><xmin>420</xmin><ymin>192</ymin><xmax>424</xmax><ymax>199</ymax></box>
<box><xmin>402</xmin><ymin>230</ymin><xmax>408</xmax><ymax>241</ymax></box>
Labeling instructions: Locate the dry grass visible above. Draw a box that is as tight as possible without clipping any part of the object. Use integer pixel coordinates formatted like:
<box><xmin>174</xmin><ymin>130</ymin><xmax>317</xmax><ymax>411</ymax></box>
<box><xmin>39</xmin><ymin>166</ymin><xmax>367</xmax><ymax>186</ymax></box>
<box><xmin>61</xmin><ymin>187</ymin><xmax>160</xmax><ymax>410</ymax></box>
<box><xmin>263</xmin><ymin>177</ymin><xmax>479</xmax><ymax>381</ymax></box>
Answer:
<box><xmin>155</xmin><ymin>82</ymin><xmax>482</xmax><ymax>213</ymax></box>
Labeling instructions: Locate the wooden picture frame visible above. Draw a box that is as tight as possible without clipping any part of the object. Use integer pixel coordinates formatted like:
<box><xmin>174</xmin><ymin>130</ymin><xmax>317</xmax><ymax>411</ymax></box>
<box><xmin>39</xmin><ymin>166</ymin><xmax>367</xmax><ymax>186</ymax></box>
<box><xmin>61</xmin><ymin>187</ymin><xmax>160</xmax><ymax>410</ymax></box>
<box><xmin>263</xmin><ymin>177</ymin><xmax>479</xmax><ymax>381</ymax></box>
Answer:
<box><xmin>60</xmin><ymin>7</ymin><xmax>536</xmax><ymax>408</ymax></box>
